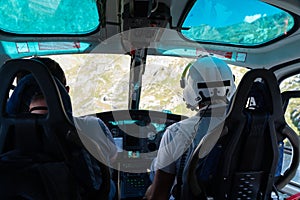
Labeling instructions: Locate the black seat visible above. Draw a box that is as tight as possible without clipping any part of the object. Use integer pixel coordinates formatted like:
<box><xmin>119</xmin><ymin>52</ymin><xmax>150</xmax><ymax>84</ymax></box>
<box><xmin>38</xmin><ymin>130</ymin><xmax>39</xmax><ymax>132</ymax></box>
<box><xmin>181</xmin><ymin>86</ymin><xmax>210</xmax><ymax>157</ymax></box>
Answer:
<box><xmin>184</xmin><ymin>69</ymin><xmax>300</xmax><ymax>200</ymax></box>
<box><xmin>0</xmin><ymin>59</ymin><xmax>110</xmax><ymax>200</ymax></box>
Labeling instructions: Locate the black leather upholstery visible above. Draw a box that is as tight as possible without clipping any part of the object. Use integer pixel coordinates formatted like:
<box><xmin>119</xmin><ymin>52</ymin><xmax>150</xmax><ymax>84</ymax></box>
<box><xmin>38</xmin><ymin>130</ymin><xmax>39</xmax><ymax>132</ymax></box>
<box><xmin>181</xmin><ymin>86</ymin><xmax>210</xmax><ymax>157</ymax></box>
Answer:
<box><xmin>0</xmin><ymin>59</ymin><xmax>110</xmax><ymax>200</ymax></box>
<box><xmin>185</xmin><ymin>69</ymin><xmax>300</xmax><ymax>200</ymax></box>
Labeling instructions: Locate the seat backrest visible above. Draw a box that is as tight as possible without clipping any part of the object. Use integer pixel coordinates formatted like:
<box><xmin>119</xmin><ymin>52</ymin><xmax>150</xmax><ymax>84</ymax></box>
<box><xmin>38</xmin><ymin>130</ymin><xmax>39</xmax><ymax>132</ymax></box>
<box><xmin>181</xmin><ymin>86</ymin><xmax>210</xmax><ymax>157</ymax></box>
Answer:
<box><xmin>0</xmin><ymin>59</ymin><xmax>110</xmax><ymax>200</ymax></box>
<box><xmin>184</xmin><ymin>69</ymin><xmax>300</xmax><ymax>200</ymax></box>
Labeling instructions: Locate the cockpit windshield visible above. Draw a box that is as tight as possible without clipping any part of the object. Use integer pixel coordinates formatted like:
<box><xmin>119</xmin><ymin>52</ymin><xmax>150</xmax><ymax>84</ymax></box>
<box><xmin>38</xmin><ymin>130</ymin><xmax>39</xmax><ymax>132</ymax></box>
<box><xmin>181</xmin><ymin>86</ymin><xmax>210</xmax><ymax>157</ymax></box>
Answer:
<box><xmin>48</xmin><ymin>54</ymin><xmax>248</xmax><ymax>118</ymax></box>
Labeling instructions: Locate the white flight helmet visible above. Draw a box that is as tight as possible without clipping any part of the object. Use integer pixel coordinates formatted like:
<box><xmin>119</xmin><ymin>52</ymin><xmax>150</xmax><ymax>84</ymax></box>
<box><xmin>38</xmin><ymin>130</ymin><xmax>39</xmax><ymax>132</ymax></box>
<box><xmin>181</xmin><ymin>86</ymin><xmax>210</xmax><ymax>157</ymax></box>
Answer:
<box><xmin>181</xmin><ymin>56</ymin><xmax>236</xmax><ymax>111</ymax></box>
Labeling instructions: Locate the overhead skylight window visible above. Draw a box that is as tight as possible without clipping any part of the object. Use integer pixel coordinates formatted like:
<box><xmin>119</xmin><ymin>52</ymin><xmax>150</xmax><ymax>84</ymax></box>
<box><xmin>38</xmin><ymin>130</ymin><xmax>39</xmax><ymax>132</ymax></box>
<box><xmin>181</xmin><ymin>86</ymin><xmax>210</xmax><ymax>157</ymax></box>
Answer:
<box><xmin>0</xmin><ymin>0</ymin><xmax>100</xmax><ymax>34</ymax></box>
<box><xmin>181</xmin><ymin>0</ymin><xmax>294</xmax><ymax>46</ymax></box>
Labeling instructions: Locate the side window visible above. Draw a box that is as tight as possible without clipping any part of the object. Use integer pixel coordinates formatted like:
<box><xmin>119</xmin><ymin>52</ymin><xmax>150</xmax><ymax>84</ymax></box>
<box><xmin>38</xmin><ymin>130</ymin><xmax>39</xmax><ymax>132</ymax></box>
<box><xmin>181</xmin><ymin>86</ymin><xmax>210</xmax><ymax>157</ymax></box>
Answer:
<box><xmin>280</xmin><ymin>74</ymin><xmax>300</xmax><ymax>135</ymax></box>
<box><xmin>280</xmin><ymin>74</ymin><xmax>300</xmax><ymax>185</ymax></box>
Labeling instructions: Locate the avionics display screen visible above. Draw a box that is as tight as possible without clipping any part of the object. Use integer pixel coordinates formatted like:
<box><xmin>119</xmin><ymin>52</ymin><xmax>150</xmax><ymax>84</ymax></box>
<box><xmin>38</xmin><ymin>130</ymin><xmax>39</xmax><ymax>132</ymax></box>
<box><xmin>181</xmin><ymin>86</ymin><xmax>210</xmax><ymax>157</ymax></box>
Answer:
<box><xmin>128</xmin><ymin>151</ymin><xmax>140</xmax><ymax>158</ymax></box>
<box><xmin>114</xmin><ymin>137</ymin><xmax>123</xmax><ymax>152</ymax></box>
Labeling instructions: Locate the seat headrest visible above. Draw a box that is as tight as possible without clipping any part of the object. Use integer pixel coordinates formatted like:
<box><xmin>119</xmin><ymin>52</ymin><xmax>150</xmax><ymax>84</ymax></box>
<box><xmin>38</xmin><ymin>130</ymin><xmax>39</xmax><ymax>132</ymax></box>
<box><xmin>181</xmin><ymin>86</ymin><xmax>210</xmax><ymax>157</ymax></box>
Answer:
<box><xmin>0</xmin><ymin>59</ymin><xmax>77</xmax><ymax>158</ymax></box>
<box><xmin>228</xmin><ymin>69</ymin><xmax>283</xmax><ymax>120</ymax></box>
<box><xmin>6</xmin><ymin>74</ymin><xmax>73</xmax><ymax>122</ymax></box>
<box><xmin>247</xmin><ymin>81</ymin><xmax>271</xmax><ymax>111</ymax></box>
<box><xmin>0</xmin><ymin>59</ymin><xmax>73</xmax><ymax>125</ymax></box>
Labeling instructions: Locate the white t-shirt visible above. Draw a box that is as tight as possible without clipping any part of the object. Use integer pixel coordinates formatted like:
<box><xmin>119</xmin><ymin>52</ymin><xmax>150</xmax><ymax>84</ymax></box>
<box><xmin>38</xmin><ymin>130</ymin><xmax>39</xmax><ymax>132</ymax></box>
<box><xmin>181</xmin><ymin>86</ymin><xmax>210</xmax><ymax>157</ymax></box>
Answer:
<box><xmin>73</xmin><ymin>116</ymin><xmax>117</xmax><ymax>167</ymax></box>
<box><xmin>154</xmin><ymin>104</ymin><xmax>227</xmax><ymax>175</ymax></box>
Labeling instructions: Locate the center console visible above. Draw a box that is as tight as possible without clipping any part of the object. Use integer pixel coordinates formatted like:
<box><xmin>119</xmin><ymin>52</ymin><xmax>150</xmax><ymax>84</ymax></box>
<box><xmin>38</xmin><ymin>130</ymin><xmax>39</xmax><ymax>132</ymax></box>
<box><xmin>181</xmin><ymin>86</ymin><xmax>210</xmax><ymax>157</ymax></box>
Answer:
<box><xmin>97</xmin><ymin>110</ymin><xmax>186</xmax><ymax>199</ymax></box>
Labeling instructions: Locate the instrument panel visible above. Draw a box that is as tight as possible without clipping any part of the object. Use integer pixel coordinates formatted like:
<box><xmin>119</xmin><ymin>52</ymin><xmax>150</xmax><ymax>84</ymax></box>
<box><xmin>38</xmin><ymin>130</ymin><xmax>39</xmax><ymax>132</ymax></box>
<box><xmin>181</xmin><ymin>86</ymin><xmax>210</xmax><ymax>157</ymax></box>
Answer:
<box><xmin>97</xmin><ymin>110</ymin><xmax>187</xmax><ymax>199</ymax></box>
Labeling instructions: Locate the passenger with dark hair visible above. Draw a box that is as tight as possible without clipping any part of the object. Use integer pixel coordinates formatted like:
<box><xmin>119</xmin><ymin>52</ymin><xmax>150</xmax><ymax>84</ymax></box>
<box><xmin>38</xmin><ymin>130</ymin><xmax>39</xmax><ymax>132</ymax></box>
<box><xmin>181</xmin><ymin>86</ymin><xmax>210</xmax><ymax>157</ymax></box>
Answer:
<box><xmin>8</xmin><ymin>57</ymin><xmax>117</xmax><ymax>200</ymax></box>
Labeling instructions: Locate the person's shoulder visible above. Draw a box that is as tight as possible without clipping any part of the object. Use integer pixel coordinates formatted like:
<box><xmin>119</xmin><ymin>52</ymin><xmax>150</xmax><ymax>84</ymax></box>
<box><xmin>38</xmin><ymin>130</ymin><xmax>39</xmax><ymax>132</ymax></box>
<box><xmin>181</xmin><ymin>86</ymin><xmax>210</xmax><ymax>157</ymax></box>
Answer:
<box><xmin>164</xmin><ymin>115</ymin><xmax>199</xmax><ymax>134</ymax></box>
<box><xmin>73</xmin><ymin>115</ymin><xmax>89</xmax><ymax>121</ymax></box>
<box><xmin>73</xmin><ymin>115</ymin><xmax>103</xmax><ymax>128</ymax></box>
<box><xmin>177</xmin><ymin>114</ymin><xmax>200</xmax><ymax>127</ymax></box>
<box><xmin>74</xmin><ymin>115</ymin><xmax>101</xmax><ymax>121</ymax></box>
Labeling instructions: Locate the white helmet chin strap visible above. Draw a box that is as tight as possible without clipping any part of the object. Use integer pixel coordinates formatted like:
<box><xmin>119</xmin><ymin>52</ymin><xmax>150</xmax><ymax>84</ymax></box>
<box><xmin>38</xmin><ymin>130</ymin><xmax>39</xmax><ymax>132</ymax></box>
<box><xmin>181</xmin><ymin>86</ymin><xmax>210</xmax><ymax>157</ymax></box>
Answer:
<box><xmin>183</xmin><ymin>83</ymin><xmax>202</xmax><ymax>111</ymax></box>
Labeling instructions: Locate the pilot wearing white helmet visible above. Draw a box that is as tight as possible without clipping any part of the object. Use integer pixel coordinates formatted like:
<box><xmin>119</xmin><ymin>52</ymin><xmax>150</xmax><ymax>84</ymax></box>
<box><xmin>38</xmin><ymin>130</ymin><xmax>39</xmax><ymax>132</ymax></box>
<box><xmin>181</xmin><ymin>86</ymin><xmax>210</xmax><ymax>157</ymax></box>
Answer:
<box><xmin>145</xmin><ymin>56</ymin><xmax>236</xmax><ymax>200</ymax></box>
<box><xmin>181</xmin><ymin>56</ymin><xmax>236</xmax><ymax>110</ymax></box>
